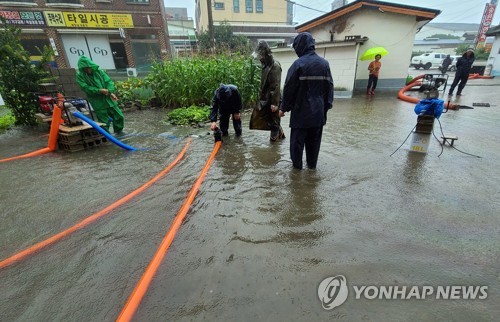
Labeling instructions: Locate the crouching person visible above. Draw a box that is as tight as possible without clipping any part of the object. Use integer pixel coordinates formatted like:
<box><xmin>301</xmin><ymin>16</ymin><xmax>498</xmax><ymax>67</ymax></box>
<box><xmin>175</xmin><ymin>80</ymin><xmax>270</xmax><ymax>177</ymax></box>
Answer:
<box><xmin>210</xmin><ymin>84</ymin><xmax>242</xmax><ymax>137</ymax></box>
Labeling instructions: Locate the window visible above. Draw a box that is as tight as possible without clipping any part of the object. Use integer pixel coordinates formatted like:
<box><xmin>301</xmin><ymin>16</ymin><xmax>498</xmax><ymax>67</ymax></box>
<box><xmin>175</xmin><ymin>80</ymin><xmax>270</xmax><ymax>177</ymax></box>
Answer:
<box><xmin>0</xmin><ymin>0</ymin><xmax>35</xmax><ymax>3</ymax></box>
<box><xmin>256</xmin><ymin>0</ymin><xmax>263</xmax><ymax>13</ymax></box>
<box><xmin>246</xmin><ymin>0</ymin><xmax>253</xmax><ymax>13</ymax></box>
<box><xmin>287</xmin><ymin>2</ymin><xmax>293</xmax><ymax>23</ymax></box>
<box><xmin>126</xmin><ymin>0</ymin><xmax>150</xmax><ymax>3</ymax></box>
<box><xmin>214</xmin><ymin>2</ymin><xmax>224</xmax><ymax>10</ymax></box>
<box><xmin>233</xmin><ymin>0</ymin><xmax>240</xmax><ymax>13</ymax></box>
<box><xmin>46</xmin><ymin>0</ymin><xmax>81</xmax><ymax>3</ymax></box>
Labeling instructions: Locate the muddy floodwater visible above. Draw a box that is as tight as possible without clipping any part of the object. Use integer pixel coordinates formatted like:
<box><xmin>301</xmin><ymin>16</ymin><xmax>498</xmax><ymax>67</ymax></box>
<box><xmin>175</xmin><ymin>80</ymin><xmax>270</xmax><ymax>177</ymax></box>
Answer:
<box><xmin>1</xmin><ymin>79</ymin><xmax>499</xmax><ymax>321</ymax></box>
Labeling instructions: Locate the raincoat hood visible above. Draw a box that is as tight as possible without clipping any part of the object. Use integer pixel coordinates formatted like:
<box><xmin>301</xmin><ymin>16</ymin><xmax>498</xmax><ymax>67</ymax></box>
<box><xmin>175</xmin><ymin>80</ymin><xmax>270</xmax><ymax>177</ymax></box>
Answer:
<box><xmin>292</xmin><ymin>32</ymin><xmax>315</xmax><ymax>57</ymax></box>
<box><xmin>78</xmin><ymin>56</ymin><xmax>100</xmax><ymax>73</ymax></box>
<box><xmin>217</xmin><ymin>84</ymin><xmax>234</xmax><ymax>102</ymax></box>
<box><xmin>255</xmin><ymin>40</ymin><xmax>274</xmax><ymax>66</ymax></box>
<box><xmin>462</xmin><ymin>50</ymin><xmax>475</xmax><ymax>59</ymax></box>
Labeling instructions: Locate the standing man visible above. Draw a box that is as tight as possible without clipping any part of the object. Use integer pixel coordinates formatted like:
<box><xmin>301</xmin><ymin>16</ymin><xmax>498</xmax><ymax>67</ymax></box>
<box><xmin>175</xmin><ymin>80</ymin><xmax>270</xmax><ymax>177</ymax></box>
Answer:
<box><xmin>76</xmin><ymin>56</ymin><xmax>124</xmax><ymax>134</ymax></box>
<box><xmin>280</xmin><ymin>32</ymin><xmax>334</xmax><ymax>170</ymax></box>
<box><xmin>441</xmin><ymin>54</ymin><xmax>452</xmax><ymax>73</ymax></box>
<box><xmin>210</xmin><ymin>83</ymin><xmax>242</xmax><ymax>137</ymax></box>
<box><xmin>448</xmin><ymin>48</ymin><xmax>475</xmax><ymax>96</ymax></box>
<box><xmin>249</xmin><ymin>40</ymin><xmax>285</xmax><ymax>141</ymax></box>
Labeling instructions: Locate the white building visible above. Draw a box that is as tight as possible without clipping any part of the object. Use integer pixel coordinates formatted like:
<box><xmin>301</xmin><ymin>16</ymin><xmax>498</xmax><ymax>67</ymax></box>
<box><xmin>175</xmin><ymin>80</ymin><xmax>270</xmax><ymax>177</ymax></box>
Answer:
<box><xmin>485</xmin><ymin>24</ymin><xmax>500</xmax><ymax>76</ymax></box>
<box><xmin>272</xmin><ymin>0</ymin><xmax>440</xmax><ymax>96</ymax></box>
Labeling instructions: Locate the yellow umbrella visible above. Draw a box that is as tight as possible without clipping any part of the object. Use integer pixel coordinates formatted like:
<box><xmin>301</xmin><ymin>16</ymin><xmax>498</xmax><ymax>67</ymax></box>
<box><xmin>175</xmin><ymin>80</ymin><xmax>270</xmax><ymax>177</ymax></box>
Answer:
<box><xmin>360</xmin><ymin>47</ymin><xmax>388</xmax><ymax>61</ymax></box>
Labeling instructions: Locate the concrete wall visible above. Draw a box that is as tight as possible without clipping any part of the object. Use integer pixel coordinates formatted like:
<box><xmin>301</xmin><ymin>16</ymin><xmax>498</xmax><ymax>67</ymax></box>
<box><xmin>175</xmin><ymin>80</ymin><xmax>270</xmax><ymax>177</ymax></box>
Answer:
<box><xmin>290</xmin><ymin>8</ymin><xmax>420</xmax><ymax>92</ymax></box>
<box><xmin>273</xmin><ymin>43</ymin><xmax>357</xmax><ymax>95</ymax></box>
<box><xmin>349</xmin><ymin>10</ymin><xmax>418</xmax><ymax>87</ymax></box>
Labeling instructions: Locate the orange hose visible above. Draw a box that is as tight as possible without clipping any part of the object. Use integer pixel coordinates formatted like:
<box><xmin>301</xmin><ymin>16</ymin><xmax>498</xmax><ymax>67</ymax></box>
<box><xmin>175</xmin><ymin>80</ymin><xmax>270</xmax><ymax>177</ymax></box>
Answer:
<box><xmin>0</xmin><ymin>138</ymin><xmax>192</xmax><ymax>269</ymax></box>
<box><xmin>47</xmin><ymin>105</ymin><xmax>62</xmax><ymax>151</ymax></box>
<box><xmin>116</xmin><ymin>141</ymin><xmax>222</xmax><ymax>322</ymax></box>
<box><xmin>468</xmin><ymin>73</ymin><xmax>493</xmax><ymax>79</ymax></box>
<box><xmin>0</xmin><ymin>106</ymin><xmax>62</xmax><ymax>163</ymax></box>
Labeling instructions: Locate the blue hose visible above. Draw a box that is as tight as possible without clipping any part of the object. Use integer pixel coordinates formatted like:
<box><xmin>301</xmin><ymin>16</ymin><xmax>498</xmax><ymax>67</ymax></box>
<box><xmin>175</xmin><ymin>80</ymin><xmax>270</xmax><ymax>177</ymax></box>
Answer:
<box><xmin>72</xmin><ymin>112</ymin><xmax>137</xmax><ymax>151</ymax></box>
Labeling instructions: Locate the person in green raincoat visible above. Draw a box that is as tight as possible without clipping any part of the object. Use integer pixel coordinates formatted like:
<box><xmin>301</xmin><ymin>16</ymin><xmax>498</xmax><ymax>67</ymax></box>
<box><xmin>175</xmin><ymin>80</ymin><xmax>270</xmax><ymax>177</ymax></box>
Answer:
<box><xmin>76</xmin><ymin>56</ymin><xmax>124</xmax><ymax>134</ymax></box>
<box><xmin>249</xmin><ymin>41</ymin><xmax>285</xmax><ymax>141</ymax></box>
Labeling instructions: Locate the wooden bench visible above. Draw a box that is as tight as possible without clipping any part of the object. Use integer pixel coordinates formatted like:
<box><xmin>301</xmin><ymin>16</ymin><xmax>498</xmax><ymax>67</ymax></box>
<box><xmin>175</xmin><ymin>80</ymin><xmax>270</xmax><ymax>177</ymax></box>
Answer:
<box><xmin>441</xmin><ymin>135</ymin><xmax>458</xmax><ymax>146</ymax></box>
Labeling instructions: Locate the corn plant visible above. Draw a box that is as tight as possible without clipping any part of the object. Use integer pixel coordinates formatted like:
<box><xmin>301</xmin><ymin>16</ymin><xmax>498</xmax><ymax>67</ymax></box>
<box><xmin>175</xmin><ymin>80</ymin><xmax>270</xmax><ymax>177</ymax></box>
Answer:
<box><xmin>145</xmin><ymin>55</ymin><xmax>260</xmax><ymax>109</ymax></box>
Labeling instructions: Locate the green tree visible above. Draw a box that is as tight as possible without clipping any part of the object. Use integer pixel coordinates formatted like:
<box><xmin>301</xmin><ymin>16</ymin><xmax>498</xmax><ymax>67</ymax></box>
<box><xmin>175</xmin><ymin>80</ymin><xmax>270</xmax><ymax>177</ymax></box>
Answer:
<box><xmin>0</xmin><ymin>18</ymin><xmax>52</xmax><ymax>126</ymax></box>
<box><xmin>455</xmin><ymin>44</ymin><xmax>469</xmax><ymax>55</ymax></box>
<box><xmin>198</xmin><ymin>21</ymin><xmax>252</xmax><ymax>54</ymax></box>
<box><xmin>455</xmin><ymin>45</ymin><xmax>489</xmax><ymax>60</ymax></box>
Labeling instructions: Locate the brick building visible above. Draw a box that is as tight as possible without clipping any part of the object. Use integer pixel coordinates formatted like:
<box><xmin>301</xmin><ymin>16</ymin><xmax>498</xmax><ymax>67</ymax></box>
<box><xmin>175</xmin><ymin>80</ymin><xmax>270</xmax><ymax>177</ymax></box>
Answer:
<box><xmin>0</xmin><ymin>0</ymin><xmax>171</xmax><ymax>72</ymax></box>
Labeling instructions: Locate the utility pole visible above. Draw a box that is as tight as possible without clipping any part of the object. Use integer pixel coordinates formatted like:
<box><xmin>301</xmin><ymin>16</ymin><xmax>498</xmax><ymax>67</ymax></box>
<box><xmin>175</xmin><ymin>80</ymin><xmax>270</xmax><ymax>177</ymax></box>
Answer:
<box><xmin>206</xmin><ymin>0</ymin><xmax>215</xmax><ymax>50</ymax></box>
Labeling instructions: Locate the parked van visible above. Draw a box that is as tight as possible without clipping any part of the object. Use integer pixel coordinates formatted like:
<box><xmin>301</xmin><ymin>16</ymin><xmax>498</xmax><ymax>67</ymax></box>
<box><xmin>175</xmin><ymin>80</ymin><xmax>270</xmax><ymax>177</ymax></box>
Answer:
<box><xmin>411</xmin><ymin>53</ymin><xmax>447</xmax><ymax>70</ymax></box>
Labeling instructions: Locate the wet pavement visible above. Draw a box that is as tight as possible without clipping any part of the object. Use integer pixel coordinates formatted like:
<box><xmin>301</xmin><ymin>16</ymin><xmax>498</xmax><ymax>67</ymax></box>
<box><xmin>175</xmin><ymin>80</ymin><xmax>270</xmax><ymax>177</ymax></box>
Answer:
<box><xmin>1</xmin><ymin>72</ymin><xmax>499</xmax><ymax>321</ymax></box>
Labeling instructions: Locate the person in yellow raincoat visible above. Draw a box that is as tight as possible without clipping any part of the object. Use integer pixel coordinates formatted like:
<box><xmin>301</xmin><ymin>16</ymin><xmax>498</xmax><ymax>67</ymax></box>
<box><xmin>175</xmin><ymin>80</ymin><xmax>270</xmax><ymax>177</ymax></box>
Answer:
<box><xmin>249</xmin><ymin>41</ymin><xmax>285</xmax><ymax>141</ymax></box>
<box><xmin>76</xmin><ymin>56</ymin><xmax>124</xmax><ymax>134</ymax></box>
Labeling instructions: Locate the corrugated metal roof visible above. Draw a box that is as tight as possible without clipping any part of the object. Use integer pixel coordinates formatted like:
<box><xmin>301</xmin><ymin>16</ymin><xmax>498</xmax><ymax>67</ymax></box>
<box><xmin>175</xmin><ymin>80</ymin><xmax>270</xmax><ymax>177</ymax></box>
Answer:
<box><xmin>486</xmin><ymin>24</ymin><xmax>500</xmax><ymax>36</ymax></box>
<box><xmin>426</xmin><ymin>23</ymin><xmax>480</xmax><ymax>31</ymax></box>
<box><xmin>414</xmin><ymin>39</ymin><xmax>474</xmax><ymax>45</ymax></box>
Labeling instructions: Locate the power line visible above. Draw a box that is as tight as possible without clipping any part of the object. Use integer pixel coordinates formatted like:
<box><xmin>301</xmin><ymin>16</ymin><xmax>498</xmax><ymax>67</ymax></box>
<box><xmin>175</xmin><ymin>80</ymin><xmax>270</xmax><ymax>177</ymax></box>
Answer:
<box><xmin>284</xmin><ymin>0</ymin><xmax>328</xmax><ymax>14</ymax></box>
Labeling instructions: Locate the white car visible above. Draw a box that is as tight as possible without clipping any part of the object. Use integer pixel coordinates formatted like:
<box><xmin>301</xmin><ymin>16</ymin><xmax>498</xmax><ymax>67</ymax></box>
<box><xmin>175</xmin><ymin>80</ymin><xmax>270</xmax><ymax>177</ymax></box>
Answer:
<box><xmin>411</xmin><ymin>53</ymin><xmax>447</xmax><ymax>70</ymax></box>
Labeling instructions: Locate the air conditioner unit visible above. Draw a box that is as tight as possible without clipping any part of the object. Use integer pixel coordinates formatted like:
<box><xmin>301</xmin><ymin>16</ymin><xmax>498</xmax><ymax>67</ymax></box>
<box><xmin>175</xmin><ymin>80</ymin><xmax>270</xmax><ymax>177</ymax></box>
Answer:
<box><xmin>126</xmin><ymin>68</ymin><xmax>137</xmax><ymax>77</ymax></box>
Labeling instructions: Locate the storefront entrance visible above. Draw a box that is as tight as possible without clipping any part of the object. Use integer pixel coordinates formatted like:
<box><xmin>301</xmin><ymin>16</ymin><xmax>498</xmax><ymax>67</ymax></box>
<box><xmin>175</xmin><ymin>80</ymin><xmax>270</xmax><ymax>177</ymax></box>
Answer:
<box><xmin>61</xmin><ymin>34</ymin><xmax>115</xmax><ymax>69</ymax></box>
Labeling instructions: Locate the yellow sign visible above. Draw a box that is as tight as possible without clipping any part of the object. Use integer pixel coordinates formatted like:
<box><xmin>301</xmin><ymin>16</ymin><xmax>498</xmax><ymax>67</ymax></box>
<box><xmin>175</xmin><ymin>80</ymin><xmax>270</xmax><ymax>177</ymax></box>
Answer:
<box><xmin>44</xmin><ymin>11</ymin><xmax>134</xmax><ymax>28</ymax></box>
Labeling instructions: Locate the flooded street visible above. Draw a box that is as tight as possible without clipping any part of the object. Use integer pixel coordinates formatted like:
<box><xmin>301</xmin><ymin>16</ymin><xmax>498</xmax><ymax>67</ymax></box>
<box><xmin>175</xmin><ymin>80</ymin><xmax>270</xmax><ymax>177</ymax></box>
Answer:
<box><xmin>1</xmin><ymin>78</ymin><xmax>499</xmax><ymax>321</ymax></box>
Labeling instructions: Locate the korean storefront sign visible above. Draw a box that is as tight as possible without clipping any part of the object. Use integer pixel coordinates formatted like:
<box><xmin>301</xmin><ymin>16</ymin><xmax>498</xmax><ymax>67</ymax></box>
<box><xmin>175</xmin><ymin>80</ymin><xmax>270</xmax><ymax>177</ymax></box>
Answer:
<box><xmin>0</xmin><ymin>11</ymin><xmax>45</xmax><ymax>25</ymax></box>
<box><xmin>44</xmin><ymin>11</ymin><xmax>134</xmax><ymax>28</ymax></box>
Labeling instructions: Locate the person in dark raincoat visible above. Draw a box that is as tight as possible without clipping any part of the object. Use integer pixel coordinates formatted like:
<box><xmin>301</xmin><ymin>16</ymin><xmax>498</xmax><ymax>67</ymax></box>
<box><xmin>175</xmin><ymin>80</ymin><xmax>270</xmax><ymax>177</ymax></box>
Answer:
<box><xmin>440</xmin><ymin>54</ymin><xmax>452</xmax><ymax>73</ymax></box>
<box><xmin>249</xmin><ymin>40</ymin><xmax>285</xmax><ymax>141</ymax></box>
<box><xmin>210</xmin><ymin>83</ymin><xmax>242</xmax><ymax>137</ymax></box>
<box><xmin>76</xmin><ymin>56</ymin><xmax>124</xmax><ymax>133</ymax></box>
<box><xmin>280</xmin><ymin>32</ymin><xmax>334</xmax><ymax>170</ymax></box>
<box><xmin>448</xmin><ymin>48</ymin><xmax>475</xmax><ymax>96</ymax></box>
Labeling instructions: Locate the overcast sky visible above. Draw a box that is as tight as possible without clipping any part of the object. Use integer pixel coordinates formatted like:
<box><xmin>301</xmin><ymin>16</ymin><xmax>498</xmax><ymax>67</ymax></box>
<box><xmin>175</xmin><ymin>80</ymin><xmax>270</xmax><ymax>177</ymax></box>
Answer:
<box><xmin>164</xmin><ymin>0</ymin><xmax>500</xmax><ymax>27</ymax></box>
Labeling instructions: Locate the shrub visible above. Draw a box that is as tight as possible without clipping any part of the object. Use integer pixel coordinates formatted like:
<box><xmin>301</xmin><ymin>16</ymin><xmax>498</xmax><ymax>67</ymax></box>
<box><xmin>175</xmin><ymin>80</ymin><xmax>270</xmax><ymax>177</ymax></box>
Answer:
<box><xmin>167</xmin><ymin>105</ymin><xmax>210</xmax><ymax>125</ymax></box>
<box><xmin>0</xmin><ymin>111</ymin><xmax>15</xmax><ymax>131</ymax></box>
<box><xmin>0</xmin><ymin>19</ymin><xmax>52</xmax><ymax>126</ymax></box>
<box><xmin>115</xmin><ymin>77</ymin><xmax>156</xmax><ymax>108</ymax></box>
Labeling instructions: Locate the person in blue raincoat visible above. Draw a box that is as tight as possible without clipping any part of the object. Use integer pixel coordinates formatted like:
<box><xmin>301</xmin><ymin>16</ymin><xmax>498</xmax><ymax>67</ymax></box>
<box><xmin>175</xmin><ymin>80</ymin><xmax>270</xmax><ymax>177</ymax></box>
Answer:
<box><xmin>448</xmin><ymin>48</ymin><xmax>475</xmax><ymax>96</ymax></box>
<box><xmin>76</xmin><ymin>56</ymin><xmax>124</xmax><ymax>133</ymax></box>
<box><xmin>280</xmin><ymin>32</ymin><xmax>334</xmax><ymax>170</ymax></box>
<box><xmin>209</xmin><ymin>83</ymin><xmax>242</xmax><ymax>137</ymax></box>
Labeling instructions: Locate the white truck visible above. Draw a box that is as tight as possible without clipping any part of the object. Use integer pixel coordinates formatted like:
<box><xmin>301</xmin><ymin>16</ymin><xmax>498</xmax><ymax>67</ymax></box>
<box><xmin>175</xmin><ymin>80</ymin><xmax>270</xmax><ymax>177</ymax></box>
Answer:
<box><xmin>411</xmin><ymin>53</ymin><xmax>447</xmax><ymax>70</ymax></box>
